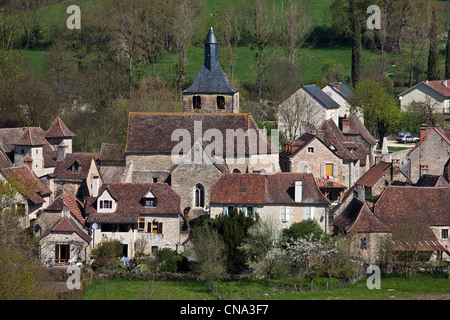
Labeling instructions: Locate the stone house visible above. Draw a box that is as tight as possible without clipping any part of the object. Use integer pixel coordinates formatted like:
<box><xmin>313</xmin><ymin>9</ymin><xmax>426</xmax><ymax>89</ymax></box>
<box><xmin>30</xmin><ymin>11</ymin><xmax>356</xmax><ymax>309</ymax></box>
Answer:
<box><xmin>0</xmin><ymin>117</ymin><xmax>76</xmax><ymax>177</ymax></box>
<box><xmin>333</xmin><ymin>185</ymin><xmax>450</xmax><ymax>264</ymax></box>
<box><xmin>0</xmin><ymin>165</ymin><xmax>52</xmax><ymax>228</ymax></box>
<box><xmin>348</xmin><ymin>161</ymin><xmax>408</xmax><ymax>199</ymax></box>
<box><xmin>277</xmin><ymin>84</ymin><xmax>340</xmax><ymax>140</ymax></box>
<box><xmin>340</xmin><ymin>114</ymin><xmax>378</xmax><ymax>167</ymax></box>
<box><xmin>98</xmin><ymin>143</ymin><xmax>126</xmax><ymax>183</ymax></box>
<box><xmin>209</xmin><ymin>172</ymin><xmax>331</xmax><ymax>234</ymax></box>
<box><xmin>280</xmin><ymin>119</ymin><xmax>367</xmax><ymax>192</ymax></box>
<box><xmin>398</xmin><ymin>80</ymin><xmax>450</xmax><ymax>113</ymax></box>
<box><xmin>122</xmin><ymin>112</ymin><xmax>279</xmax><ymax>218</ymax></box>
<box><xmin>53</xmin><ymin>153</ymin><xmax>102</xmax><ymax>202</ymax></box>
<box><xmin>321</xmin><ymin>82</ymin><xmax>358</xmax><ymax>121</ymax></box>
<box><xmin>405</xmin><ymin>124</ymin><xmax>450</xmax><ymax>184</ymax></box>
<box><xmin>85</xmin><ymin>182</ymin><xmax>181</xmax><ymax>257</ymax></box>
<box><xmin>182</xmin><ymin>27</ymin><xmax>239</xmax><ymax>114</ymax></box>
<box><xmin>35</xmin><ymin>194</ymin><xmax>91</xmax><ymax>264</ymax></box>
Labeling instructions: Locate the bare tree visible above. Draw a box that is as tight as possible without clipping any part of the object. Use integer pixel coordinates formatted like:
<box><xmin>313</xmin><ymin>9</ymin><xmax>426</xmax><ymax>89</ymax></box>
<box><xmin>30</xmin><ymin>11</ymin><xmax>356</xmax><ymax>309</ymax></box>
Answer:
<box><xmin>277</xmin><ymin>89</ymin><xmax>322</xmax><ymax>140</ymax></box>
<box><xmin>282</xmin><ymin>0</ymin><xmax>310</xmax><ymax>66</ymax></box>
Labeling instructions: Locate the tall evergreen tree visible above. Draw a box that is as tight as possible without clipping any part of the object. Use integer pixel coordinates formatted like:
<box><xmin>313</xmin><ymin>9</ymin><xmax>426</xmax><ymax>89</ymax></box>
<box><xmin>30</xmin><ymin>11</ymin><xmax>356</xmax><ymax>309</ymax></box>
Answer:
<box><xmin>427</xmin><ymin>10</ymin><xmax>440</xmax><ymax>80</ymax></box>
<box><xmin>350</xmin><ymin>1</ymin><xmax>362</xmax><ymax>86</ymax></box>
<box><xmin>445</xmin><ymin>28</ymin><xmax>450</xmax><ymax>80</ymax></box>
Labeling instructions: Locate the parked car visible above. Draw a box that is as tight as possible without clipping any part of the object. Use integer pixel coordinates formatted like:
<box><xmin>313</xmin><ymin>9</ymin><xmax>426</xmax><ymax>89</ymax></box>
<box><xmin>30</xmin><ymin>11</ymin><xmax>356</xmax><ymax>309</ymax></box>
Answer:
<box><xmin>405</xmin><ymin>135</ymin><xmax>419</xmax><ymax>143</ymax></box>
<box><xmin>396</xmin><ymin>132</ymin><xmax>410</xmax><ymax>143</ymax></box>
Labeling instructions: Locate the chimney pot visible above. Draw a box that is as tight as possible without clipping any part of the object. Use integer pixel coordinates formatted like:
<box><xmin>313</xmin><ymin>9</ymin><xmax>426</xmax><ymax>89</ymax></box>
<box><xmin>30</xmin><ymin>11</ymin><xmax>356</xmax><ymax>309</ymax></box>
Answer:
<box><xmin>294</xmin><ymin>180</ymin><xmax>303</xmax><ymax>202</ymax></box>
<box><xmin>342</xmin><ymin>118</ymin><xmax>350</xmax><ymax>134</ymax></box>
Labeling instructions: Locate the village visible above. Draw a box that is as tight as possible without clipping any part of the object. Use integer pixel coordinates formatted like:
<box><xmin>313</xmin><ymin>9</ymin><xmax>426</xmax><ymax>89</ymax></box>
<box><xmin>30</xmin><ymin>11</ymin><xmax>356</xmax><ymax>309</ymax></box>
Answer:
<box><xmin>0</xmin><ymin>0</ymin><xmax>450</xmax><ymax>302</ymax></box>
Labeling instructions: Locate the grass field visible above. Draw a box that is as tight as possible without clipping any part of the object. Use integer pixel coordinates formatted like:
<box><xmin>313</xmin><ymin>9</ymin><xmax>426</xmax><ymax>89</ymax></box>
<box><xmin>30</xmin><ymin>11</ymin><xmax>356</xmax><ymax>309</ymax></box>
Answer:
<box><xmin>82</xmin><ymin>272</ymin><xmax>450</xmax><ymax>300</ymax></box>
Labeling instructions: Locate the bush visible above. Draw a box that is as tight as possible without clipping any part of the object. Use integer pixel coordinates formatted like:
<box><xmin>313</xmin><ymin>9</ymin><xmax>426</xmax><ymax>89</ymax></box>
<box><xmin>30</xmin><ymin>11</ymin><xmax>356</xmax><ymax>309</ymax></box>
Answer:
<box><xmin>280</xmin><ymin>219</ymin><xmax>326</xmax><ymax>246</ymax></box>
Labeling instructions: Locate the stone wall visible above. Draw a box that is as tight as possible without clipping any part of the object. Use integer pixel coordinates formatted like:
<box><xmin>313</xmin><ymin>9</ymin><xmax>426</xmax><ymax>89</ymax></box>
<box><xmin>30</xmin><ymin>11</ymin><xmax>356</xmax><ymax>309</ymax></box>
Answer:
<box><xmin>183</xmin><ymin>93</ymin><xmax>239</xmax><ymax>113</ymax></box>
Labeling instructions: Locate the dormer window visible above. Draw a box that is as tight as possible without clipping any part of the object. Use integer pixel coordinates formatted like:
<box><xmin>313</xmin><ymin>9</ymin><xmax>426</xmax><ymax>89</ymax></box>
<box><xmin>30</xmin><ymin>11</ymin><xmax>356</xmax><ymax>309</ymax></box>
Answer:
<box><xmin>71</xmin><ymin>161</ymin><xmax>79</xmax><ymax>172</ymax></box>
<box><xmin>142</xmin><ymin>188</ymin><xmax>157</xmax><ymax>208</ymax></box>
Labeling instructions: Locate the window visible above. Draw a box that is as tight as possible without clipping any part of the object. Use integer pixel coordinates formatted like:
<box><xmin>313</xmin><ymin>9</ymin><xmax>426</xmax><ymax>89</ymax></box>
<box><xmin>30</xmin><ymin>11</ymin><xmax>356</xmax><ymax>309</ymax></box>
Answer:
<box><xmin>152</xmin><ymin>177</ymin><xmax>158</xmax><ymax>183</ymax></box>
<box><xmin>281</xmin><ymin>206</ymin><xmax>290</xmax><ymax>222</ymax></box>
<box><xmin>143</xmin><ymin>198</ymin><xmax>156</xmax><ymax>207</ymax></box>
<box><xmin>325</xmin><ymin>163</ymin><xmax>333</xmax><ymax>177</ymax></box>
<box><xmin>305</xmin><ymin>207</ymin><xmax>315</xmax><ymax>220</ymax></box>
<box><xmin>100</xmin><ymin>200</ymin><xmax>112</xmax><ymax>209</ymax></box>
<box><xmin>152</xmin><ymin>222</ymin><xmax>162</xmax><ymax>234</ymax></box>
<box><xmin>138</xmin><ymin>218</ymin><xmax>145</xmax><ymax>231</ymax></box>
<box><xmin>193</xmin><ymin>95</ymin><xmax>201</xmax><ymax>109</ymax></box>
<box><xmin>72</xmin><ymin>162</ymin><xmax>79</xmax><ymax>172</ymax></box>
<box><xmin>441</xmin><ymin>229</ymin><xmax>449</xmax><ymax>240</ymax></box>
<box><xmin>307</xmin><ymin>147</ymin><xmax>314</xmax><ymax>154</ymax></box>
<box><xmin>217</xmin><ymin>96</ymin><xmax>225</xmax><ymax>109</ymax></box>
<box><xmin>195</xmin><ymin>184</ymin><xmax>205</xmax><ymax>208</ymax></box>
<box><xmin>298</xmin><ymin>162</ymin><xmax>308</xmax><ymax>173</ymax></box>
<box><xmin>360</xmin><ymin>237</ymin><xmax>368</xmax><ymax>250</ymax></box>
<box><xmin>420</xmin><ymin>165</ymin><xmax>429</xmax><ymax>177</ymax></box>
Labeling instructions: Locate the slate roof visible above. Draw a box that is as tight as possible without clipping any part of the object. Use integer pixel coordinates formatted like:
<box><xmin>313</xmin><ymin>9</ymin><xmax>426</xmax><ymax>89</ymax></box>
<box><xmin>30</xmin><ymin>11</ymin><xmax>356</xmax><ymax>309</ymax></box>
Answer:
<box><xmin>302</xmin><ymin>85</ymin><xmax>340</xmax><ymax>110</ymax></box>
<box><xmin>125</xmin><ymin>112</ymin><xmax>275</xmax><ymax>156</ymax></box>
<box><xmin>85</xmin><ymin>183</ymin><xmax>181</xmax><ymax>224</ymax></box>
<box><xmin>326</xmin><ymin>82</ymin><xmax>354</xmax><ymax>101</ymax></box>
<box><xmin>1</xmin><ymin>165</ymin><xmax>51</xmax><ymax>204</ymax></box>
<box><xmin>183</xmin><ymin>28</ymin><xmax>237</xmax><ymax>95</ymax></box>
<box><xmin>44</xmin><ymin>117</ymin><xmax>76</xmax><ymax>138</ymax></box>
<box><xmin>210</xmin><ymin>172</ymin><xmax>330</xmax><ymax>206</ymax></box>
<box><xmin>54</xmin><ymin>153</ymin><xmax>95</xmax><ymax>181</ymax></box>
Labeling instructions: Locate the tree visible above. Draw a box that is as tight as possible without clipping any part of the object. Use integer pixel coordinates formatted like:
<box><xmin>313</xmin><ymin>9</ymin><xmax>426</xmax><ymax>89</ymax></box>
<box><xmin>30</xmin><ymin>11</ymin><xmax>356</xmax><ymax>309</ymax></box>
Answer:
<box><xmin>247</xmin><ymin>0</ymin><xmax>276</xmax><ymax>101</ymax></box>
<box><xmin>239</xmin><ymin>218</ymin><xmax>278</xmax><ymax>263</ymax></box>
<box><xmin>282</xmin><ymin>0</ymin><xmax>310</xmax><ymax>66</ymax></box>
<box><xmin>445</xmin><ymin>28</ymin><xmax>450</xmax><ymax>80</ymax></box>
<box><xmin>349</xmin><ymin>79</ymin><xmax>401</xmax><ymax>144</ymax></box>
<box><xmin>427</xmin><ymin>10</ymin><xmax>440</xmax><ymax>81</ymax></box>
<box><xmin>280</xmin><ymin>219</ymin><xmax>326</xmax><ymax>246</ymax></box>
<box><xmin>0</xmin><ymin>179</ymin><xmax>53</xmax><ymax>299</ymax></box>
<box><xmin>350</xmin><ymin>0</ymin><xmax>362</xmax><ymax>86</ymax></box>
<box><xmin>190</xmin><ymin>224</ymin><xmax>228</xmax><ymax>283</ymax></box>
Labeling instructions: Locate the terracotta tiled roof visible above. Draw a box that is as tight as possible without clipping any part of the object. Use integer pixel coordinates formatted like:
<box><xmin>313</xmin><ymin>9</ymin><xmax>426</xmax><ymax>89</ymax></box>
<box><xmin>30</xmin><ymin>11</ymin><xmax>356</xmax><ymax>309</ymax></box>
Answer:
<box><xmin>1</xmin><ymin>165</ymin><xmax>51</xmax><ymax>204</ymax></box>
<box><xmin>265</xmin><ymin>172</ymin><xmax>330</xmax><ymax>205</ymax></box>
<box><xmin>44</xmin><ymin>117</ymin><xmax>76</xmax><ymax>138</ymax></box>
<box><xmin>54</xmin><ymin>153</ymin><xmax>95</xmax><ymax>181</ymax></box>
<box><xmin>40</xmin><ymin>216</ymin><xmax>91</xmax><ymax>243</ymax></box>
<box><xmin>12</xmin><ymin>127</ymin><xmax>47</xmax><ymax>146</ymax></box>
<box><xmin>315</xmin><ymin>178</ymin><xmax>346</xmax><ymax>189</ymax></box>
<box><xmin>210</xmin><ymin>173</ymin><xmax>267</xmax><ymax>204</ymax></box>
<box><xmin>210</xmin><ymin>172</ymin><xmax>330</xmax><ymax>206</ymax></box>
<box><xmin>46</xmin><ymin>194</ymin><xmax>85</xmax><ymax>224</ymax></box>
<box><xmin>424</xmin><ymin>80</ymin><xmax>450</xmax><ymax>97</ymax></box>
<box><xmin>392</xmin><ymin>239</ymin><xmax>447</xmax><ymax>252</ymax></box>
<box><xmin>125</xmin><ymin>112</ymin><xmax>275</xmax><ymax>156</ymax></box>
<box><xmin>85</xmin><ymin>183</ymin><xmax>181</xmax><ymax>224</ymax></box>
<box><xmin>345</xmin><ymin>114</ymin><xmax>377</xmax><ymax>146</ymax></box>
<box><xmin>279</xmin><ymin>133</ymin><xmax>316</xmax><ymax>158</ymax></box>
<box><xmin>374</xmin><ymin>186</ymin><xmax>450</xmax><ymax>228</ymax></box>
<box><xmin>355</xmin><ymin>161</ymin><xmax>391</xmax><ymax>187</ymax></box>
<box><xmin>319</xmin><ymin>119</ymin><xmax>359</xmax><ymax>162</ymax></box>
<box><xmin>334</xmin><ymin>198</ymin><xmax>390</xmax><ymax>233</ymax></box>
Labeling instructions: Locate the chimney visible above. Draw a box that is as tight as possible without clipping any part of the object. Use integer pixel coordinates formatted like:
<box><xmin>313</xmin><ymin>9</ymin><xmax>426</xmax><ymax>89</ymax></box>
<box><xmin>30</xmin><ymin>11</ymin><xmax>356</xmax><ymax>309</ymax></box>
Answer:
<box><xmin>444</xmin><ymin>80</ymin><xmax>447</xmax><ymax>87</ymax></box>
<box><xmin>316</xmin><ymin>129</ymin><xmax>324</xmax><ymax>141</ymax></box>
<box><xmin>57</xmin><ymin>143</ymin><xmax>66</xmax><ymax>161</ymax></box>
<box><xmin>92</xmin><ymin>176</ymin><xmax>99</xmax><ymax>197</ymax></box>
<box><xmin>294</xmin><ymin>181</ymin><xmax>303</xmax><ymax>202</ymax></box>
<box><xmin>333</xmin><ymin>82</ymin><xmax>340</xmax><ymax>91</ymax></box>
<box><xmin>420</xmin><ymin>124</ymin><xmax>427</xmax><ymax>141</ymax></box>
<box><xmin>342</xmin><ymin>118</ymin><xmax>350</xmax><ymax>134</ymax></box>
<box><xmin>354</xmin><ymin>184</ymin><xmax>365</xmax><ymax>202</ymax></box>
<box><xmin>300</xmin><ymin>120</ymin><xmax>307</xmax><ymax>136</ymax></box>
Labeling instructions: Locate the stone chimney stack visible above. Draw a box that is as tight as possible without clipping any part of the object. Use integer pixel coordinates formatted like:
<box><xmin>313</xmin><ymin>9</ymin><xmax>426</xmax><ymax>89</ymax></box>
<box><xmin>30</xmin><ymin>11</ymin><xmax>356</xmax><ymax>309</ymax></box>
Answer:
<box><xmin>57</xmin><ymin>143</ymin><xmax>67</xmax><ymax>161</ymax></box>
<box><xmin>294</xmin><ymin>180</ymin><xmax>303</xmax><ymax>203</ymax></box>
<box><xmin>342</xmin><ymin>118</ymin><xmax>350</xmax><ymax>134</ymax></box>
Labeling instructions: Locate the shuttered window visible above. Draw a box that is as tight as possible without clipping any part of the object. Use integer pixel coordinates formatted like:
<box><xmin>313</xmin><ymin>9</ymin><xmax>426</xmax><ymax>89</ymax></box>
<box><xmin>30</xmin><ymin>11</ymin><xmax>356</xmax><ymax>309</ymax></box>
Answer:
<box><xmin>325</xmin><ymin>163</ymin><xmax>333</xmax><ymax>177</ymax></box>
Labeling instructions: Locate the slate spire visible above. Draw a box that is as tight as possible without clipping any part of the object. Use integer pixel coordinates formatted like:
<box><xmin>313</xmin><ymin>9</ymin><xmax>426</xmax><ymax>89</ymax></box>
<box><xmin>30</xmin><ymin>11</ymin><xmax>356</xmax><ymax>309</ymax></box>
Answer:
<box><xmin>204</xmin><ymin>27</ymin><xmax>219</xmax><ymax>71</ymax></box>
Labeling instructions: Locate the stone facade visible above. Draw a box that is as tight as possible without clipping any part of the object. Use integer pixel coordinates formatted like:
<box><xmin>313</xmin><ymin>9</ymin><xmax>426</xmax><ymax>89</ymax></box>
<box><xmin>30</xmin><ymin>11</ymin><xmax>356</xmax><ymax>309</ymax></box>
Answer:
<box><xmin>407</xmin><ymin>126</ymin><xmax>450</xmax><ymax>184</ymax></box>
<box><xmin>183</xmin><ymin>92</ymin><xmax>239</xmax><ymax>113</ymax></box>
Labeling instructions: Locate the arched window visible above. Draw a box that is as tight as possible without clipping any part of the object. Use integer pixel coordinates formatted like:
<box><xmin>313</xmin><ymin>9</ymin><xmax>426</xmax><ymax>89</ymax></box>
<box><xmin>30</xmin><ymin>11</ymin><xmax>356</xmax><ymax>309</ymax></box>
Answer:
<box><xmin>193</xmin><ymin>95</ymin><xmax>201</xmax><ymax>109</ymax></box>
<box><xmin>195</xmin><ymin>183</ymin><xmax>205</xmax><ymax>208</ymax></box>
<box><xmin>232</xmin><ymin>168</ymin><xmax>241</xmax><ymax>173</ymax></box>
<box><xmin>217</xmin><ymin>96</ymin><xmax>225</xmax><ymax>109</ymax></box>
